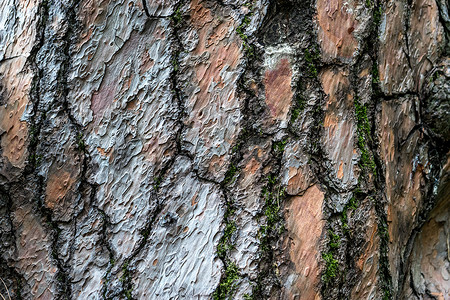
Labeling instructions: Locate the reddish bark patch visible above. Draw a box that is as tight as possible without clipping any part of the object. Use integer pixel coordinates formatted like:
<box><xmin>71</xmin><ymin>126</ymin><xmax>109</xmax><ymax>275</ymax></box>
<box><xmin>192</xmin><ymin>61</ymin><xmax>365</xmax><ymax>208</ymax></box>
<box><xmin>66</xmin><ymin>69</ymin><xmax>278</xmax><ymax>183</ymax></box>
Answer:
<box><xmin>139</xmin><ymin>51</ymin><xmax>155</xmax><ymax>75</ymax></box>
<box><xmin>45</xmin><ymin>168</ymin><xmax>77</xmax><ymax>210</ymax></box>
<box><xmin>264</xmin><ymin>58</ymin><xmax>293</xmax><ymax>121</ymax></box>
<box><xmin>90</xmin><ymin>77</ymin><xmax>118</xmax><ymax>123</ymax></box>
<box><xmin>0</xmin><ymin>58</ymin><xmax>32</xmax><ymax>168</ymax></box>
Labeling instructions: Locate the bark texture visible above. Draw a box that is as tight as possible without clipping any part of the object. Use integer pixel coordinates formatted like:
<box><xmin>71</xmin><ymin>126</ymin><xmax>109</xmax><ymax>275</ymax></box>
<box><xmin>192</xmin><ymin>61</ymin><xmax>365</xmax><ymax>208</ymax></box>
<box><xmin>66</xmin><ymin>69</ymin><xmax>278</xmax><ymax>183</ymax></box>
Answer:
<box><xmin>0</xmin><ymin>0</ymin><xmax>449</xmax><ymax>299</ymax></box>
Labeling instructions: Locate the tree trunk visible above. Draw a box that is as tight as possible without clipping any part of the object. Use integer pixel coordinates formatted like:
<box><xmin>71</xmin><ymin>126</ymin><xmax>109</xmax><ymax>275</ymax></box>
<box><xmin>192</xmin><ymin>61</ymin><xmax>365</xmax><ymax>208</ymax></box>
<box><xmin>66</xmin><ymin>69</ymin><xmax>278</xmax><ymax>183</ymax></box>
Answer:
<box><xmin>0</xmin><ymin>0</ymin><xmax>449</xmax><ymax>299</ymax></box>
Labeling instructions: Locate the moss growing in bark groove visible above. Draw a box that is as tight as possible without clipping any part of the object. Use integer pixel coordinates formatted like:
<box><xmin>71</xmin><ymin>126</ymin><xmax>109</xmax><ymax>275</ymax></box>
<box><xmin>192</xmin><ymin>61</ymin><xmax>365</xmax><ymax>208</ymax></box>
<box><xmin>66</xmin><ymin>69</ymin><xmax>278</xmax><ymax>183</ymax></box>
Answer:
<box><xmin>250</xmin><ymin>178</ymin><xmax>287</xmax><ymax>298</ymax></box>
<box><xmin>321</xmin><ymin>193</ymin><xmax>361</xmax><ymax>288</ymax></box>
<box><xmin>321</xmin><ymin>226</ymin><xmax>342</xmax><ymax>284</ymax></box>
<box><xmin>216</xmin><ymin>217</ymin><xmax>237</xmax><ymax>258</ymax></box>
<box><xmin>215</xmin><ymin>157</ymin><xmax>243</xmax><ymax>298</ymax></box>
<box><xmin>259</xmin><ymin>185</ymin><xmax>285</xmax><ymax>248</ymax></box>
<box><xmin>328</xmin><ymin>229</ymin><xmax>340</xmax><ymax>249</ymax></box>
<box><xmin>213</xmin><ymin>262</ymin><xmax>240</xmax><ymax>300</ymax></box>
<box><xmin>223</xmin><ymin>163</ymin><xmax>239</xmax><ymax>186</ymax></box>
<box><xmin>171</xmin><ymin>54</ymin><xmax>180</xmax><ymax>72</ymax></box>
<box><xmin>304</xmin><ymin>46</ymin><xmax>321</xmax><ymax>77</ymax></box>
<box><xmin>290</xmin><ymin>94</ymin><xmax>307</xmax><ymax>122</ymax></box>
<box><xmin>152</xmin><ymin>175</ymin><xmax>162</xmax><ymax>191</ymax></box>
<box><xmin>354</xmin><ymin>97</ymin><xmax>377</xmax><ymax>176</ymax></box>
<box><xmin>120</xmin><ymin>261</ymin><xmax>134</xmax><ymax>300</ymax></box>
<box><xmin>371</xmin><ymin>61</ymin><xmax>380</xmax><ymax>84</ymax></box>
<box><xmin>243</xmin><ymin>293</ymin><xmax>253</xmax><ymax>300</ymax></box>
<box><xmin>272</xmin><ymin>140</ymin><xmax>287</xmax><ymax>154</ymax></box>
<box><xmin>76</xmin><ymin>132</ymin><xmax>86</xmax><ymax>152</ymax></box>
<box><xmin>341</xmin><ymin>196</ymin><xmax>359</xmax><ymax>233</ymax></box>
<box><xmin>322</xmin><ymin>252</ymin><xmax>339</xmax><ymax>283</ymax></box>
<box><xmin>236</xmin><ymin>1</ymin><xmax>256</xmax><ymax>57</ymax></box>
<box><xmin>28</xmin><ymin>154</ymin><xmax>43</xmax><ymax>168</ymax></box>
<box><xmin>171</xmin><ymin>7</ymin><xmax>182</xmax><ymax>26</ymax></box>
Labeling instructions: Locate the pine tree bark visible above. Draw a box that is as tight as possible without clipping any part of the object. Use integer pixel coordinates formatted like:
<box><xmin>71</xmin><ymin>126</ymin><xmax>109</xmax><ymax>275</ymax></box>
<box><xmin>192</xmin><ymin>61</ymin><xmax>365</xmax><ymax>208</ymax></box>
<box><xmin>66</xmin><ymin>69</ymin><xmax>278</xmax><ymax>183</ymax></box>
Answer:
<box><xmin>0</xmin><ymin>0</ymin><xmax>449</xmax><ymax>299</ymax></box>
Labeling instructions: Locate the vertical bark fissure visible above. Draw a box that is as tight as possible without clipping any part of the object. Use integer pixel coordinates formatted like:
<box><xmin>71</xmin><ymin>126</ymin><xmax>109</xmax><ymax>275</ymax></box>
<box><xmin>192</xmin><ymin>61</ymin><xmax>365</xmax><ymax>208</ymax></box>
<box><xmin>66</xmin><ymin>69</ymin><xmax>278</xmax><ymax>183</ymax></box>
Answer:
<box><xmin>24</xmin><ymin>0</ymin><xmax>51</xmax><ymax>176</ymax></box>
<box><xmin>366</xmin><ymin>1</ymin><xmax>393</xmax><ymax>298</ymax></box>
<box><xmin>213</xmin><ymin>1</ymin><xmax>263</xmax><ymax>298</ymax></box>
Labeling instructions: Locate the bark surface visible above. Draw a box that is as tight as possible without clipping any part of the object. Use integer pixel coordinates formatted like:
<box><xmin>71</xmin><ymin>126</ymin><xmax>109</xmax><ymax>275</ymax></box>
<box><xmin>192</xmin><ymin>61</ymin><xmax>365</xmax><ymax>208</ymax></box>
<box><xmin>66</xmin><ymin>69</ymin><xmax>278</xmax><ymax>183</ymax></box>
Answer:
<box><xmin>0</xmin><ymin>0</ymin><xmax>449</xmax><ymax>299</ymax></box>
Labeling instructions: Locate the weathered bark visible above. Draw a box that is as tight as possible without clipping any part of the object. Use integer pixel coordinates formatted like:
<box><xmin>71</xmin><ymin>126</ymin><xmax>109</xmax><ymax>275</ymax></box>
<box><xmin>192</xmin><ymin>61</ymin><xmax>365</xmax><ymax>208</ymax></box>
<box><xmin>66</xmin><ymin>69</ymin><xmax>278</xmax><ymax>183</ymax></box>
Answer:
<box><xmin>0</xmin><ymin>0</ymin><xmax>448</xmax><ymax>299</ymax></box>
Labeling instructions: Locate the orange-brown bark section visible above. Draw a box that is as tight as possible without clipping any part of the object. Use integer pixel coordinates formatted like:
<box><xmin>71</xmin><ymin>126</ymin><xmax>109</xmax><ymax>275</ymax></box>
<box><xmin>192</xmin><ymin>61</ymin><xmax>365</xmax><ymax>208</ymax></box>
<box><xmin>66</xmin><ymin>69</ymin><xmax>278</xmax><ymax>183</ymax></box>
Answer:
<box><xmin>264</xmin><ymin>58</ymin><xmax>293</xmax><ymax>121</ymax></box>
<box><xmin>281</xmin><ymin>185</ymin><xmax>324</xmax><ymax>300</ymax></box>
<box><xmin>316</xmin><ymin>0</ymin><xmax>358</xmax><ymax>60</ymax></box>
